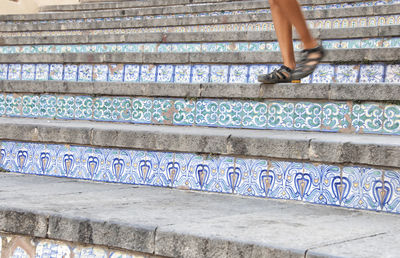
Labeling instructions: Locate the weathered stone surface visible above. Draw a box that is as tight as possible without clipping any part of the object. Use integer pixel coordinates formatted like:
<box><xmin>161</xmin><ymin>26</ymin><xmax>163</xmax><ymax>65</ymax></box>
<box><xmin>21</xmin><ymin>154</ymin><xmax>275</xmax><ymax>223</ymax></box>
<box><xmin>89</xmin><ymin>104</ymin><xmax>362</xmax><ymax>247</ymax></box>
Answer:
<box><xmin>1</xmin><ymin>48</ymin><xmax>398</xmax><ymax>63</ymax></box>
<box><xmin>1</xmin><ymin>173</ymin><xmax>400</xmax><ymax>257</ymax></box>
<box><xmin>1</xmin><ymin>117</ymin><xmax>400</xmax><ymax>168</ymax></box>
<box><xmin>0</xmin><ymin>208</ymin><xmax>47</xmax><ymax>238</ymax></box>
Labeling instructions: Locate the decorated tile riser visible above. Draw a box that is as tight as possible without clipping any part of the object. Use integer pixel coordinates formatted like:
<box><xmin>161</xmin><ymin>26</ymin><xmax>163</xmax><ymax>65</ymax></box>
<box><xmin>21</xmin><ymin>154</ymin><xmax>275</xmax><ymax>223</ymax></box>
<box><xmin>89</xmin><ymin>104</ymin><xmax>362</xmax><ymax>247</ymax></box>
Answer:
<box><xmin>0</xmin><ymin>233</ymin><xmax>153</xmax><ymax>258</ymax></box>
<box><xmin>0</xmin><ymin>0</ymin><xmax>397</xmax><ymax>26</ymax></box>
<box><xmin>1</xmin><ymin>14</ymin><xmax>400</xmax><ymax>37</ymax></box>
<box><xmin>0</xmin><ymin>63</ymin><xmax>399</xmax><ymax>84</ymax></box>
<box><xmin>1</xmin><ymin>94</ymin><xmax>400</xmax><ymax>135</ymax></box>
<box><xmin>1</xmin><ymin>37</ymin><xmax>399</xmax><ymax>54</ymax></box>
<box><xmin>1</xmin><ymin>140</ymin><xmax>400</xmax><ymax>214</ymax></box>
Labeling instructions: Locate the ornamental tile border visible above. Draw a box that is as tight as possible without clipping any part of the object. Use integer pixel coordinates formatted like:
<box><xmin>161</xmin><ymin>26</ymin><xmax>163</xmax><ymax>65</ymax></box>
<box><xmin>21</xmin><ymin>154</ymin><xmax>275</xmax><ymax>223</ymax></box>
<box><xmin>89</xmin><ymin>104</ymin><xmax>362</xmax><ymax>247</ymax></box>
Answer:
<box><xmin>1</xmin><ymin>94</ymin><xmax>400</xmax><ymax>135</ymax></box>
<box><xmin>1</xmin><ymin>37</ymin><xmax>399</xmax><ymax>54</ymax></box>
<box><xmin>0</xmin><ymin>140</ymin><xmax>399</xmax><ymax>214</ymax></box>
<box><xmin>1</xmin><ymin>0</ymin><xmax>398</xmax><ymax>26</ymax></box>
<box><xmin>1</xmin><ymin>63</ymin><xmax>399</xmax><ymax>84</ymax></box>
<box><xmin>0</xmin><ymin>233</ymin><xmax>146</xmax><ymax>258</ymax></box>
<box><xmin>1</xmin><ymin>14</ymin><xmax>400</xmax><ymax>37</ymax></box>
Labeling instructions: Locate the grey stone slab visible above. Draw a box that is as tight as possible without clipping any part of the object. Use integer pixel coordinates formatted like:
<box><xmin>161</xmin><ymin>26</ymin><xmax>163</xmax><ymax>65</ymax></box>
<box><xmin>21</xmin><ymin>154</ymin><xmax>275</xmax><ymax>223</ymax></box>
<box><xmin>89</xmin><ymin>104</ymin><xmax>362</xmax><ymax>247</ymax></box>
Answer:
<box><xmin>1</xmin><ymin>173</ymin><xmax>400</xmax><ymax>257</ymax></box>
<box><xmin>1</xmin><ymin>4</ymin><xmax>398</xmax><ymax>28</ymax></box>
<box><xmin>41</xmin><ymin>0</ymin><xmax>366</xmax><ymax>12</ymax></box>
<box><xmin>1</xmin><ymin>117</ymin><xmax>400</xmax><ymax>168</ymax></box>
<box><xmin>1</xmin><ymin>48</ymin><xmax>398</xmax><ymax>64</ymax></box>
<box><xmin>0</xmin><ymin>208</ymin><xmax>48</xmax><ymax>238</ymax></box>
<box><xmin>2</xmin><ymin>26</ymin><xmax>398</xmax><ymax>46</ymax></box>
<box><xmin>307</xmin><ymin>232</ymin><xmax>400</xmax><ymax>258</ymax></box>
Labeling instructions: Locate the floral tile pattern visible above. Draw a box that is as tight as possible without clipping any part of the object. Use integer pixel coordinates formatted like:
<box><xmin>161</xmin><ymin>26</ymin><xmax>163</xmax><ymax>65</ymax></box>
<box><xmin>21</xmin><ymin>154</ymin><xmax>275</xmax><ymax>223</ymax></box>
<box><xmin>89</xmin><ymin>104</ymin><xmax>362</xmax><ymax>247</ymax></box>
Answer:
<box><xmin>1</xmin><ymin>140</ymin><xmax>400</xmax><ymax>214</ymax></box>
<box><xmin>0</xmin><ymin>63</ymin><xmax>396</xmax><ymax>84</ymax></box>
<box><xmin>1</xmin><ymin>94</ymin><xmax>400</xmax><ymax>136</ymax></box>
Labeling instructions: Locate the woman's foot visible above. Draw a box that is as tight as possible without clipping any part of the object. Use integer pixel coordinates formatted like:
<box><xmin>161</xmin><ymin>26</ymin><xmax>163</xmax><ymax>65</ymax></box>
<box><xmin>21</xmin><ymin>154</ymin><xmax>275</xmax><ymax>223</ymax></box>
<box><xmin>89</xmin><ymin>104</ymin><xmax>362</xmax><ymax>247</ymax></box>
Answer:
<box><xmin>257</xmin><ymin>65</ymin><xmax>294</xmax><ymax>84</ymax></box>
<box><xmin>291</xmin><ymin>44</ymin><xmax>325</xmax><ymax>80</ymax></box>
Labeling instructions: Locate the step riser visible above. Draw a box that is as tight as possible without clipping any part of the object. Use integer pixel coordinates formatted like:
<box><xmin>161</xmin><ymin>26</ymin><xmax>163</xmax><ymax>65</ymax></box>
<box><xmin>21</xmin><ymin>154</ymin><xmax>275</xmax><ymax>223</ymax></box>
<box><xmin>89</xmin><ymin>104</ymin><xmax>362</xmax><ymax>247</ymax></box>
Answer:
<box><xmin>2</xmin><ymin>5</ymin><xmax>398</xmax><ymax>31</ymax></box>
<box><xmin>42</xmin><ymin>0</ymin><xmax>373</xmax><ymax>12</ymax></box>
<box><xmin>1</xmin><ymin>118</ymin><xmax>399</xmax><ymax>168</ymax></box>
<box><xmin>1</xmin><ymin>140</ymin><xmax>399</xmax><ymax>214</ymax></box>
<box><xmin>0</xmin><ymin>63</ymin><xmax>398</xmax><ymax>84</ymax></box>
<box><xmin>3</xmin><ymin>26</ymin><xmax>398</xmax><ymax>45</ymax></box>
<box><xmin>1</xmin><ymin>38</ymin><xmax>399</xmax><ymax>55</ymax></box>
<box><xmin>3</xmin><ymin>14</ymin><xmax>399</xmax><ymax>38</ymax></box>
<box><xmin>1</xmin><ymin>93</ymin><xmax>400</xmax><ymax>136</ymax></box>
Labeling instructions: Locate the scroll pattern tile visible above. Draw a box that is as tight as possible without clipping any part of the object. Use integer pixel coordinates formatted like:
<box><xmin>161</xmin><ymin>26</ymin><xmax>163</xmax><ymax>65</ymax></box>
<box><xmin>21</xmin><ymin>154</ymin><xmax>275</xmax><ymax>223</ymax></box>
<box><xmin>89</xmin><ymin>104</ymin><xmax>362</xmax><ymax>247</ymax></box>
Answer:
<box><xmin>0</xmin><ymin>63</ymin><xmax>398</xmax><ymax>84</ymax></box>
<box><xmin>1</xmin><ymin>140</ymin><xmax>399</xmax><ymax>213</ymax></box>
<box><xmin>0</xmin><ymin>232</ymin><xmax>150</xmax><ymax>258</ymax></box>
<box><xmin>1</xmin><ymin>1</ymin><xmax>398</xmax><ymax>27</ymax></box>
<box><xmin>1</xmin><ymin>37</ymin><xmax>399</xmax><ymax>54</ymax></box>
<box><xmin>1</xmin><ymin>94</ymin><xmax>400</xmax><ymax>136</ymax></box>
<box><xmin>1</xmin><ymin>14</ymin><xmax>400</xmax><ymax>37</ymax></box>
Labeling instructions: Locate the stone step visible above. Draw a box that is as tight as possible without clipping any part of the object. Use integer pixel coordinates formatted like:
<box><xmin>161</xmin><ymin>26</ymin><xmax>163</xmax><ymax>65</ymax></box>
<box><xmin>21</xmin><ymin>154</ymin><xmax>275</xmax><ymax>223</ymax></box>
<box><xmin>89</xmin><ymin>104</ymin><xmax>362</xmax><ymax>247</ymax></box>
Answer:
<box><xmin>1</xmin><ymin>4</ymin><xmax>397</xmax><ymax>31</ymax></box>
<box><xmin>1</xmin><ymin>88</ymin><xmax>400</xmax><ymax>136</ymax></box>
<box><xmin>2</xmin><ymin>81</ymin><xmax>400</xmax><ymax>101</ymax></box>
<box><xmin>1</xmin><ymin>173</ymin><xmax>400</xmax><ymax>257</ymax></box>
<box><xmin>1</xmin><ymin>117</ymin><xmax>399</xmax><ymax>168</ymax></box>
<box><xmin>1</xmin><ymin>36</ymin><xmax>398</xmax><ymax>56</ymax></box>
<box><xmin>2</xmin><ymin>26</ymin><xmax>397</xmax><ymax>45</ymax></box>
<box><xmin>0</xmin><ymin>48</ymin><xmax>397</xmax><ymax>64</ymax></box>
<box><xmin>40</xmin><ymin>0</ymin><xmax>373</xmax><ymax>13</ymax></box>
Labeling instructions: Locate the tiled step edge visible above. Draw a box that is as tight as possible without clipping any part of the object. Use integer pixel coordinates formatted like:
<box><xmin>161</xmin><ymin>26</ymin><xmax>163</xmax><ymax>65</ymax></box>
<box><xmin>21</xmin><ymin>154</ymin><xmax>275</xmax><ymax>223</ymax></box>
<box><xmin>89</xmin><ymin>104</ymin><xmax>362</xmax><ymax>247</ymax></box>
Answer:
<box><xmin>1</xmin><ymin>117</ymin><xmax>400</xmax><ymax>168</ymax></box>
<box><xmin>2</xmin><ymin>81</ymin><xmax>400</xmax><ymax>101</ymax></box>
<box><xmin>3</xmin><ymin>26</ymin><xmax>397</xmax><ymax>45</ymax></box>
<box><xmin>1</xmin><ymin>48</ymin><xmax>398</xmax><ymax>63</ymax></box>
<box><xmin>40</xmin><ymin>0</ymin><xmax>370</xmax><ymax>12</ymax></box>
<box><xmin>1</xmin><ymin>5</ymin><xmax>398</xmax><ymax>31</ymax></box>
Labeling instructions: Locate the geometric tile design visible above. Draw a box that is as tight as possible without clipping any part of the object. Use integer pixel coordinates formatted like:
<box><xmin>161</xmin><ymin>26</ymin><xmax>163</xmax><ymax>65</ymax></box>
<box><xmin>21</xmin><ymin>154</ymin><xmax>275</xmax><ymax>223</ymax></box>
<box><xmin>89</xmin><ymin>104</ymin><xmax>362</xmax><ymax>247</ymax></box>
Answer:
<box><xmin>1</xmin><ymin>140</ymin><xmax>399</xmax><ymax>213</ymax></box>
<box><xmin>0</xmin><ymin>37</ymin><xmax>399</xmax><ymax>55</ymax></box>
<box><xmin>1</xmin><ymin>93</ymin><xmax>400</xmax><ymax>135</ymax></box>
<box><xmin>0</xmin><ymin>63</ymin><xmax>396</xmax><ymax>84</ymax></box>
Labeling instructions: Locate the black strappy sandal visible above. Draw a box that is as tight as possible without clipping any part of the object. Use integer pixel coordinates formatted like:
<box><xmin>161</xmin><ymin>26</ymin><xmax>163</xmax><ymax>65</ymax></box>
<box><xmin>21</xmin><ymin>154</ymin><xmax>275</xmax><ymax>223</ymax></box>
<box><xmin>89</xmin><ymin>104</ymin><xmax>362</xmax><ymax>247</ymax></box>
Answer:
<box><xmin>257</xmin><ymin>65</ymin><xmax>294</xmax><ymax>84</ymax></box>
<box><xmin>291</xmin><ymin>45</ymin><xmax>325</xmax><ymax>80</ymax></box>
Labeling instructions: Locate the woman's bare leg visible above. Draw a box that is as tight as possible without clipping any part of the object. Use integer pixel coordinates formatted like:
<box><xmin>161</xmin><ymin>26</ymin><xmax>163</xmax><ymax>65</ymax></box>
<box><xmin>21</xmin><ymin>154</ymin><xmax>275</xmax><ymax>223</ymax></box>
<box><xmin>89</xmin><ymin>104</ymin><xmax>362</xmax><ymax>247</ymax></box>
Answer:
<box><xmin>269</xmin><ymin>0</ymin><xmax>296</xmax><ymax>70</ymax></box>
<box><xmin>271</xmin><ymin>0</ymin><xmax>317</xmax><ymax>49</ymax></box>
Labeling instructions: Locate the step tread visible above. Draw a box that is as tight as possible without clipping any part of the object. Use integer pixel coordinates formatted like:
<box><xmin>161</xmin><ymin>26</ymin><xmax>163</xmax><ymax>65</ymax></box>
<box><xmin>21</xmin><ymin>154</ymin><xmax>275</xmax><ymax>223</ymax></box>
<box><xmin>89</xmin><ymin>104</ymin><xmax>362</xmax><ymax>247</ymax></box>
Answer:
<box><xmin>0</xmin><ymin>173</ymin><xmax>399</xmax><ymax>257</ymax></box>
<box><xmin>1</xmin><ymin>117</ymin><xmax>400</xmax><ymax>168</ymax></box>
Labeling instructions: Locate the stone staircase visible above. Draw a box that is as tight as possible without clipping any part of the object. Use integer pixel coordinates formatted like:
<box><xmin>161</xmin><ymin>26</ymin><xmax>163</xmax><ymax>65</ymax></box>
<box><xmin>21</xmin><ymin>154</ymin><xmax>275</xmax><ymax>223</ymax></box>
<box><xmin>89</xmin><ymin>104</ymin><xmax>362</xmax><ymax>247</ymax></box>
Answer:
<box><xmin>0</xmin><ymin>0</ymin><xmax>400</xmax><ymax>243</ymax></box>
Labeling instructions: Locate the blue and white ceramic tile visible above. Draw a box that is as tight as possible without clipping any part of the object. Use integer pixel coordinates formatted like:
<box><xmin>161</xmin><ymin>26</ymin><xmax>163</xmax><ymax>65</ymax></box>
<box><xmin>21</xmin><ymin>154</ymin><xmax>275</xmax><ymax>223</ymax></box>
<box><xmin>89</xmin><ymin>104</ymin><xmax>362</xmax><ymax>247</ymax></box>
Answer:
<box><xmin>341</xmin><ymin>167</ymin><xmax>382</xmax><ymax>211</ymax></box>
<box><xmin>93</xmin><ymin>64</ymin><xmax>108</xmax><ymax>82</ymax></box>
<box><xmin>0</xmin><ymin>94</ymin><xmax>5</xmax><ymax>116</ymax></box>
<box><xmin>108</xmin><ymin>64</ymin><xmax>124</xmax><ymax>82</ymax></box>
<box><xmin>49</xmin><ymin>64</ymin><xmax>63</xmax><ymax>81</ymax></box>
<box><xmin>195</xmin><ymin>99</ymin><xmax>219</xmax><ymax>127</ymax></box>
<box><xmin>383</xmin><ymin>170</ymin><xmax>400</xmax><ymax>213</ymax></box>
<box><xmin>36</xmin><ymin>240</ymin><xmax>71</xmax><ymax>257</ymax></box>
<box><xmin>78</xmin><ymin>64</ymin><xmax>93</xmax><ymax>82</ymax></box>
<box><xmin>63</xmin><ymin>64</ymin><xmax>78</xmax><ymax>81</ymax></box>
<box><xmin>192</xmin><ymin>65</ymin><xmax>210</xmax><ymax>83</ymax></box>
<box><xmin>39</xmin><ymin>95</ymin><xmax>57</xmax><ymax>118</ymax></box>
<box><xmin>21</xmin><ymin>64</ymin><xmax>35</xmax><ymax>81</ymax></box>
<box><xmin>140</xmin><ymin>64</ymin><xmax>157</xmax><ymax>82</ymax></box>
<box><xmin>218</xmin><ymin>100</ymin><xmax>243</xmax><ymax>128</ymax></box>
<box><xmin>248</xmin><ymin>65</ymin><xmax>268</xmax><ymax>84</ymax></box>
<box><xmin>124</xmin><ymin>64</ymin><xmax>140</xmax><ymax>82</ymax></box>
<box><xmin>7</xmin><ymin>64</ymin><xmax>21</xmax><ymax>80</ymax></box>
<box><xmin>210</xmin><ymin>65</ymin><xmax>229</xmax><ymax>83</ymax></box>
<box><xmin>0</xmin><ymin>64</ymin><xmax>8</xmax><ymax>80</ymax></box>
<box><xmin>157</xmin><ymin>64</ymin><xmax>174</xmax><ymax>83</ymax></box>
<box><xmin>312</xmin><ymin>64</ymin><xmax>335</xmax><ymax>83</ymax></box>
<box><xmin>335</xmin><ymin>65</ymin><xmax>360</xmax><ymax>83</ymax></box>
<box><xmin>131</xmin><ymin>97</ymin><xmax>153</xmax><ymax>124</ymax></box>
<box><xmin>22</xmin><ymin>95</ymin><xmax>40</xmax><ymax>118</ymax></box>
<box><xmin>385</xmin><ymin>64</ymin><xmax>400</xmax><ymax>83</ymax></box>
<box><xmin>359</xmin><ymin>64</ymin><xmax>385</xmax><ymax>83</ymax></box>
<box><xmin>242</xmin><ymin>101</ymin><xmax>268</xmax><ymax>129</ymax></box>
<box><xmin>173</xmin><ymin>99</ymin><xmax>195</xmax><ymax>126</ymax></box>
<box><xmin>35</xmin><ymin>64</ymin><xmax>49</xmax><ymax>80</ymax></box>
<box><xmin>174</xmin><ymin>65</ymin><xmax>191</xmax><ymax>83</ymax></box>
<box><xmin>5</xmin><ymin>94</ymin><xmax>22</xmax><ymax>117</ymax></box>
<box><xmin>75</xmin><ymin>96</ymin><xmax>93</xmax><ymax>120</ymax></box>
<box><xmin>229</xmin><ymin>65</ymin><xmax>249</xmax><ymax>83</ymax></box>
